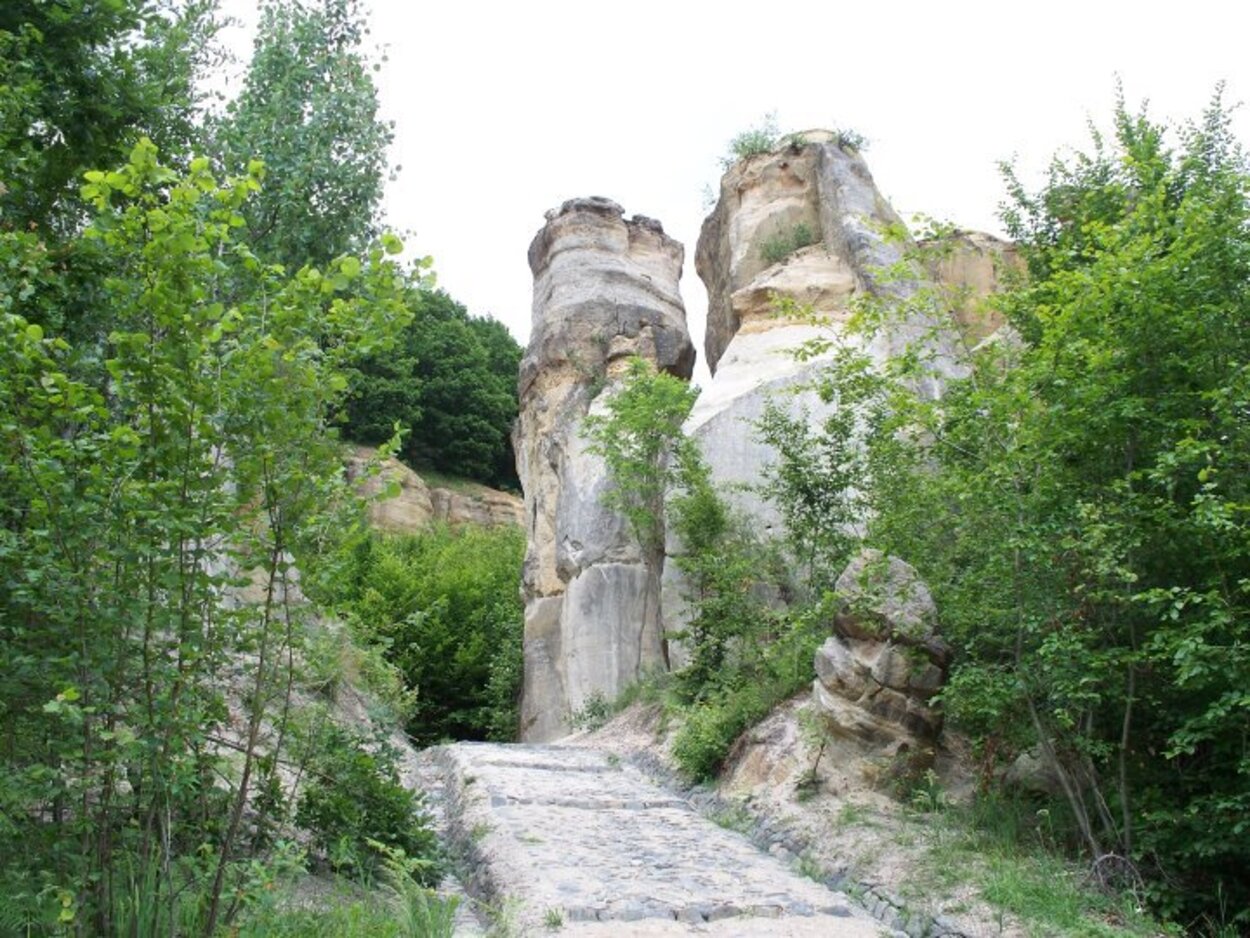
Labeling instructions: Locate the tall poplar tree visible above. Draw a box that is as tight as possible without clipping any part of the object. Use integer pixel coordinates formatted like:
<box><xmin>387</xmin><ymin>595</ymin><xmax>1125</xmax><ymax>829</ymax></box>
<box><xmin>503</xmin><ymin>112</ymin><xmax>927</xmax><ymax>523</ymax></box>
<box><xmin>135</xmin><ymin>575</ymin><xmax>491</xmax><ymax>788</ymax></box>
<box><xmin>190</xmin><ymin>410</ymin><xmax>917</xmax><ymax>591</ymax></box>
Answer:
<box><xmin>214</xmin><ymin>0</ymin><xmax>392</xmax><ymax>272</ymax></box>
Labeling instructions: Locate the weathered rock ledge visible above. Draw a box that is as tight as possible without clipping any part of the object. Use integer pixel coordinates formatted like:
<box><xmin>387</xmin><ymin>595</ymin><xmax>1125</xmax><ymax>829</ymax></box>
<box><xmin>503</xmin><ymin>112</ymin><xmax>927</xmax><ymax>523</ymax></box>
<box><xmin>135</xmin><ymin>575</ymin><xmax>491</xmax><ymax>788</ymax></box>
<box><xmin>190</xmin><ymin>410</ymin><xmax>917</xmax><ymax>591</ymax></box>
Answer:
<box><xmin>346</xmin><ymin>445</ymin><xmax>523</xmax><ymax>532</ymax></box>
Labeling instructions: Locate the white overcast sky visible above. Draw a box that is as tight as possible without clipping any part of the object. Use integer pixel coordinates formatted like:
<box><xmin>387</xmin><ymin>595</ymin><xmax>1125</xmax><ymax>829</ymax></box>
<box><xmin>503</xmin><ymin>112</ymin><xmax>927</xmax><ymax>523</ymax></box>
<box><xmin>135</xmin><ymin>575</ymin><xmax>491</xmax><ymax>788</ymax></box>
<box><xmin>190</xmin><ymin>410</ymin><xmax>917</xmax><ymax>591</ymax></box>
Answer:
<box><xmin>218</xmin><ymin>0</ymin><xmax>1250</xmax><ymax>383</ymax></box>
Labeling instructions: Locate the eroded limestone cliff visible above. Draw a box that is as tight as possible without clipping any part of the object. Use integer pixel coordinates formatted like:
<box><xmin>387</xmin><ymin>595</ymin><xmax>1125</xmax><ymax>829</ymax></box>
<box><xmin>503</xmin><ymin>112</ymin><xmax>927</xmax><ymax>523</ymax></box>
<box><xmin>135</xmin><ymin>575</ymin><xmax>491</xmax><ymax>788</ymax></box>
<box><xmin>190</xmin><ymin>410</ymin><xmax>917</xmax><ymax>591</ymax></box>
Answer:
<box><xmin>517</xmin><ymin>197</ymin><xmax>694</xmax><ymax>741</ymax></box>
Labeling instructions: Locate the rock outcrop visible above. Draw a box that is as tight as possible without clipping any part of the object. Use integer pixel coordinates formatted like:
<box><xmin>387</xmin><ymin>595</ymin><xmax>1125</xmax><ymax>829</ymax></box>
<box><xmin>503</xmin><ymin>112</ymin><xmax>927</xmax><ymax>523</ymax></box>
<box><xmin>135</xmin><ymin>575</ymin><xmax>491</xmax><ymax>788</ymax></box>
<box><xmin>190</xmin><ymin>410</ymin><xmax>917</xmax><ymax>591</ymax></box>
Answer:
<box><xmin>812</xmin><ymin>550</ymin><xmax>949</xmax><ymax>749</ymax></box>
<box><xmin>924</xmin><ymin>229</ymin><xmax>1022</xmax><ymax>345</ymax></box>
<box><xmin>660</xmin><ymin>136</ymin><xmax>1023</xmax><ymax>647</ymax></box>
<box><xmin>517</xmin><ymin>198</ymin><xmax>695</xmax><ymax>742</ymax></box>
<box><xmin>688</xmin><ymin>132</ymin><xmax>965</xmax><ymax>523</ymax></box>
<box><xmin>661</xmin><ymin>133</ymin><xmax>973</xmax><ymax>649</ymax></box>
<box><xmin>346</xmin><ymin>445</ymin><xmax>523</xmax><ymax>532</ymax></box>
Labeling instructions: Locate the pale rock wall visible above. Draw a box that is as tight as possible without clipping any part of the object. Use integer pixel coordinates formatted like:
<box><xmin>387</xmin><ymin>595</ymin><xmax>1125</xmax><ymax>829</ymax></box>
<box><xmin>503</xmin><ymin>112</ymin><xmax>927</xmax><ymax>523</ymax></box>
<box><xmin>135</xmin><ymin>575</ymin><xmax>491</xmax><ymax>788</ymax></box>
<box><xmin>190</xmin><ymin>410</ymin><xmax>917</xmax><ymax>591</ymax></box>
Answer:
<box><xmin>688</xmin><ymin>132</ymin><xmax>967</xmax><ymax>522</ymax></box>
<box><xmin>345</xmin><ymin>445</ymin><xmax>523</xmax><ymax>532</ymax></box>
<box><xmin>517</xmin><ymin>197</ymin><xmax>694</xmax><ymax>742</ymax></box>
<box><xmin>924</xmin><ymin>229</ymin><xmax>1022</xmax><ymax>345</ymax></box>
<box><xmin>663</xmin><ymin>133</ymin><xmax>976</xmax><ymax>661</ymax></box>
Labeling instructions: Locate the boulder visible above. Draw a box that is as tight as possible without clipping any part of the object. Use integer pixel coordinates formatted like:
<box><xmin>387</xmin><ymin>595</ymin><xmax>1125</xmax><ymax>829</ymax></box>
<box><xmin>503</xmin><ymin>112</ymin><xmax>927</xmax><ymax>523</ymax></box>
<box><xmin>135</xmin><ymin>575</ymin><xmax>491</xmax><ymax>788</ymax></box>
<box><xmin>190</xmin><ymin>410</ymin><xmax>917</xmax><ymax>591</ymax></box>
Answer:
<box><xmin>833</xmin><ymin>549</ymin><xmax>940</xmax><ymax>649</ymax></box>
<box><xmin>1002</xmin><ymin>748</ymin><xmax>1069</xmax><ymax>797</ymax></box>
<box><xmin>812</xmin><ymin>552</ymin><xmax>948</xmax><ymax>749</ymax></box>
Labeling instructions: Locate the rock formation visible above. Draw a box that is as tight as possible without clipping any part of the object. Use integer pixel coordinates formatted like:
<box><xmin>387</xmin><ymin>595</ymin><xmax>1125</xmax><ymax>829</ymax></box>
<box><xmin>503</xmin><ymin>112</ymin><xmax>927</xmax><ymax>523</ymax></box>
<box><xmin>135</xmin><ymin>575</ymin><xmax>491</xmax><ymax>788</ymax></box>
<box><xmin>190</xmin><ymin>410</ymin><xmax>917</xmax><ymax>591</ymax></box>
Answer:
<box><xmin>659</xmin><ymin>135</ymin><xmax>1014</xmax><ymax>655</ymax></box>
<box><xmin>812</xmin><ymin>549</ymin><xmax>949</xmax><ymax>750</ymax></box>
<box><xmin>925</xmin><ymin>229</ymin><xmax>1021</xmax><ymax>345</ymax></box>
<box><xmin>517</xmin><ymin>141</ymin><xmax>1015</xmax><ymax>743</ymax></box>
<box><xmin>687</xmin><ymin>132</ymin><xmax>966</xmax><ymax>524</ymax></box>
<box><xmin>516</xmin><ymin>197</ymin><xmax>695</xmax><ymax>742</ymax></box>
<box><xmin>346</xmin><ymin>445</ymin><xmax>523</xmax><ymax>532</ymax></box>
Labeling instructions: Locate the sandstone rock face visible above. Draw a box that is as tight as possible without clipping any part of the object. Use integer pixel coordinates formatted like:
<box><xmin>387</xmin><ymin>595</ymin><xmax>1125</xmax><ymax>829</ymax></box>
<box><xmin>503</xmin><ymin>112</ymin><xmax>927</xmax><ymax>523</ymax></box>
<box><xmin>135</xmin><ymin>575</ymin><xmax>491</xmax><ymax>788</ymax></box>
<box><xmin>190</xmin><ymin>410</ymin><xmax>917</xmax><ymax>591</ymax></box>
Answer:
<box><xmin>662</xmin><ymin>135</ymin><xmax>969</xmax><ymax>648</ymax></box>
<box><xmin>517</xmin><ymin>198</ymin><xmax>694</xmax><ymax>742</ymax></box>
<box><xmin>813</xmin><ymin>550</ymin><xmax>948</xmax><ymax>749</ymax></box>
<box><xmin>346</xmin><ymin>446</ymin><xmax>523</xmax><ymax>532</ymax></box>
<box><xmin>925</xmin><ymin>229</ymin><xmax>1022</xmax><ymax>345</ymax></box>
<box><xmin>686</xmin><ymin>134</ymin><xmax>968</xmax><ymax>526</ymax></box>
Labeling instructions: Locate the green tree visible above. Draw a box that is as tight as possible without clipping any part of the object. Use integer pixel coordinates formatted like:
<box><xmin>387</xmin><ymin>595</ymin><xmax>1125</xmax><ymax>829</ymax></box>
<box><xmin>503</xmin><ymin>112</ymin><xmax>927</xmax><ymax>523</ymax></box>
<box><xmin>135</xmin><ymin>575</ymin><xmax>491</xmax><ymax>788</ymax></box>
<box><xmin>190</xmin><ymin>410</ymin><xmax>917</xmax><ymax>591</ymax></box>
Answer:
<box><xmin>214</xmin><ymin>0</ymin><xmax>392</xmax><ymax>273</ymax></box>
<box><xmin>855</xmin><ymin>92</ymin><xmax>1250</xmax><ymax>928</ymax></box>
<box><xmin>0</xmin><ymin>140</ymin><xmax>425</xmax><ymax>934</ymax></box>
<box><xmin>343</xmin><ymin>288</ymin><xmax>522</xmax><ymax>488</ymax></box>
<box><xmin>584</xmin><ymin>357</ymin><xmax>700</xmax><ymax>672</ymax></box>
<box><xmin>1</xmin><ymin>0</ymin><xmax>224</xmax><ymax>351</ymax></box>
<box><xmin>755</xmin><ymin>341</ymin><xmax>886</xmax><ymax>593</ymax></box>
<box><xmin>582</xmin><ymin>358</ymin><xmax>823</xmax><ymax>780</ymax></box>
<box><xmin>0</xmin><ymin>0</ymin><xmax>222</xmax><ymax>235</ymax></box>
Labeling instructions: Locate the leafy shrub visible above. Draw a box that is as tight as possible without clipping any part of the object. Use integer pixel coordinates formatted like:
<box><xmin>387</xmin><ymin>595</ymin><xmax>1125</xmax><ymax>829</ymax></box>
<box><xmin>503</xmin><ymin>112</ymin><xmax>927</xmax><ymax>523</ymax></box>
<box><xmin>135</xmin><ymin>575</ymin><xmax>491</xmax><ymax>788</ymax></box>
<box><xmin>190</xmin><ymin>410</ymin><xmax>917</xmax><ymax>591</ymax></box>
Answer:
<box><xmin>570</xmin><ymin>691</ymin><xmax>613</xmax><ymax>731</ymax></box>
<box><xmin>672</xmin><ymin>683</ymin><xmax>770</xmax><ymax>781</ymax></box>
<box><xmin>330</xmin><ymin>524</ymin><xmax>525</xmax><ymax>744</ymax></box>
<box><xmin>296</xmin><ymin>725</ymin><xmax>439</xmax><ymax>883</ymax></box>
<box><xmin>759</xmin><ymin>222</ymin><xmax>818</xmax><ymax>266</ymax></box>
<box><xmin>843</xmin><ymin>92</ymin><xmax>1250</xmax><ymax>927</ymax></box>
<box><xmin>235</xmin><ymin>844</ymin><xmax>458</xmax><ymax>938</ymax></box>
<box><xmin>833</xmin><ymin>127</ymin><xmax>869</xmax><ymax>151</ymax></box>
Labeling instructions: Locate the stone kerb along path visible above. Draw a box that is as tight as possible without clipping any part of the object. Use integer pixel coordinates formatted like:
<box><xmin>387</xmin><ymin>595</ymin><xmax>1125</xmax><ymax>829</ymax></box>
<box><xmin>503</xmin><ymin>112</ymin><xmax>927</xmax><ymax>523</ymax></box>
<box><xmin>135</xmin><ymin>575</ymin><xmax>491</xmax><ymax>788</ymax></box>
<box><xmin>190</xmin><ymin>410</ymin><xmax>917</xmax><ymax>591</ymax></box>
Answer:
<box><xmin>420</xmin><ymin>742</ymin><xmax>886</xmax><ymax>936</ymax></box>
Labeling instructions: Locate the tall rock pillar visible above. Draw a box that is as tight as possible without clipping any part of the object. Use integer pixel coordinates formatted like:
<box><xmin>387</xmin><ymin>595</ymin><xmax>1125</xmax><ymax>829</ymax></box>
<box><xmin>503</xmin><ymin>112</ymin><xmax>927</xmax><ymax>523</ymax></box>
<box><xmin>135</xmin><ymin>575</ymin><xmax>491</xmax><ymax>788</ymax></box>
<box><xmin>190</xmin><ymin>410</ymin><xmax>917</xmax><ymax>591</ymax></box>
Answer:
<box><xmin>516</xmin><ymin>197</ymin><xmax>694</xmax><ymax>742</ymax></box>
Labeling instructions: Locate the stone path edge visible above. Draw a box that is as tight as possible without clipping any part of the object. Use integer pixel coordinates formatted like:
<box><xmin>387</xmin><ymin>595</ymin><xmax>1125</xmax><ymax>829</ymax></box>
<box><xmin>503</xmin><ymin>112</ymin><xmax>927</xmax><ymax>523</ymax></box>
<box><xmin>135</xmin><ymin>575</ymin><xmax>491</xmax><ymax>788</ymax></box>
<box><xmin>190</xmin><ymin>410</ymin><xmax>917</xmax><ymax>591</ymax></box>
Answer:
<box><xmin>617</xmin><ymin>748</ymin><xmax>972</xmax><ymax>938</ymax></box>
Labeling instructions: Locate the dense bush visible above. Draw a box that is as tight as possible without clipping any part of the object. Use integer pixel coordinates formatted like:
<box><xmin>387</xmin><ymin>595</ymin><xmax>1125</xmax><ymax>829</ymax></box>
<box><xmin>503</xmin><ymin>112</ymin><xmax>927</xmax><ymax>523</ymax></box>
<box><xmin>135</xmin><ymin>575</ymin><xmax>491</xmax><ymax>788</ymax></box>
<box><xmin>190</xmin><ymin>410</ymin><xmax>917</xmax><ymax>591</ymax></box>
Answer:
<box><xmin>0</xmin><ymin>2</ymin><xmax>453</xmax><ymax>932</ymax></box>
<box><xmin>672</xmin><ymin>684</ymin><xmax>770</xmax><ymax>780</ymax></box>
<box><xmin>329</xmin><ymin>525</ymin><xmax>525</xmax><ymax>744</ymax></box>
<box><xmin>342</xmin><ymin>288</ymin><xmax>522</xmax><ymax>488</ymax></box>
<box><xmin>296</xmin><ymin>725</ymin><xmax>439</xmax><ymax>882</ymax></box>
<box><xmin>839</xmin><ymin>94</ymin><xmax>1250</xmax><ymax>930</ymax></box>
<box><xmin>0</xmin><ymin>141</ymin><xmax>420</xmax><ymax>933</ymax></box>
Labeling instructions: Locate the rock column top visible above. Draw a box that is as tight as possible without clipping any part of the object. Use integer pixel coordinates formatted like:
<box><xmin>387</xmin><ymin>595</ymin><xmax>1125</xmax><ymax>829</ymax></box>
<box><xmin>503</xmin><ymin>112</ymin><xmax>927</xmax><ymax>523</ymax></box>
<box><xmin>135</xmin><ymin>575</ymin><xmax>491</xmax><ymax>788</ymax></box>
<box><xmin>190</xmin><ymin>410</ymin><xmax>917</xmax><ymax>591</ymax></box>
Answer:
<box><xmin>528</xmin><ymin>197</ymin><xmax>683</xmax><ymax>276</ymax></box>
<box><xmin>521</xmin><ymin>196</ymin><xmax>694</xmax><ymax>401</ymax></box>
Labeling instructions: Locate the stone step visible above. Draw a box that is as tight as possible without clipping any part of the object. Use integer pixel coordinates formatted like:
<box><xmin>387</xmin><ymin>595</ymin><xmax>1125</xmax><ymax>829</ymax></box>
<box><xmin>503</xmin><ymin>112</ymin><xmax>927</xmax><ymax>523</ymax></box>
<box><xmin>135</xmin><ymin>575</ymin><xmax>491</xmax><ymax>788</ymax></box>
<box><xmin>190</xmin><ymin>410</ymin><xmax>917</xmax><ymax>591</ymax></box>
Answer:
<box><xmin>421</xmin><ymin>742</ymin><xmax>887</xmax><ymax>936</ymax></box>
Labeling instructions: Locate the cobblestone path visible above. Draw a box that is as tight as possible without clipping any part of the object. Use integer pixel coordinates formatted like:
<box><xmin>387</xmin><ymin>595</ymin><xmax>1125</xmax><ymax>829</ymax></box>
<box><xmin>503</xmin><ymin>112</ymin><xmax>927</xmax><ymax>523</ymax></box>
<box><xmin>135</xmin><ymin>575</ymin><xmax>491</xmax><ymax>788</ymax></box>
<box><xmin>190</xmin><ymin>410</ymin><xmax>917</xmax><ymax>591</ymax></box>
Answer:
<box><xmin>417</xmin><ymin>743</ymin><xmax>886</xmax><ymax>936</ymax></box>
